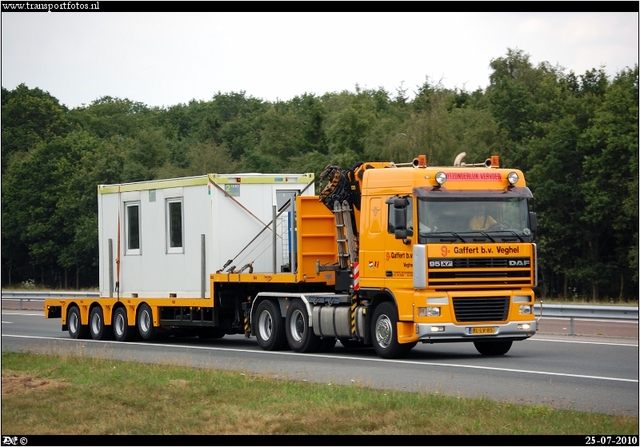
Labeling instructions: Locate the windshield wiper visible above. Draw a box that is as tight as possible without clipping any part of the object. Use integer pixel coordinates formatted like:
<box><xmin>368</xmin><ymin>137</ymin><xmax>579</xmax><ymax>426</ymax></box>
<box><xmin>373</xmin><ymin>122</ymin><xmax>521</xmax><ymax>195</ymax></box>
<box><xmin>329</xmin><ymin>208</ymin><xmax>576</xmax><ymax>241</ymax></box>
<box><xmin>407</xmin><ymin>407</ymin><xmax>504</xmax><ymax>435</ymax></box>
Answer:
<box><xmin>484</xmin><ymin>229</ymin><xmax>525</xmax><ymax>242</ymax></box>
<box><xmin>430</xmin><ymin>231</ymin><xmax>465</xmax><ymax>242</ymax></box>
<box><xmin>502</xmin><ymin>230</ymin><xmax>525</xmax><ymax>242</ymax></box>
<box><xmin>478</xmin><ymin>231</ymin><xmax>496</xmax><ymax>242</ymax></box>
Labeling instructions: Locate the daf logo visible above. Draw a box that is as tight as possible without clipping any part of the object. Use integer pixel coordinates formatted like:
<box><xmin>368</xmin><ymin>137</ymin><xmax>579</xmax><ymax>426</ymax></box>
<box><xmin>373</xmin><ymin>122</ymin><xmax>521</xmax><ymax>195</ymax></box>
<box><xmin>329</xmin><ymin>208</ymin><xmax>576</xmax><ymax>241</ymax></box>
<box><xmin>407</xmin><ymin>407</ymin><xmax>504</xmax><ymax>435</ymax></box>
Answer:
<box><xmin>508</xmin><ymin>260</ymin><xmax>530</xmax><ymax>267</ymax></box>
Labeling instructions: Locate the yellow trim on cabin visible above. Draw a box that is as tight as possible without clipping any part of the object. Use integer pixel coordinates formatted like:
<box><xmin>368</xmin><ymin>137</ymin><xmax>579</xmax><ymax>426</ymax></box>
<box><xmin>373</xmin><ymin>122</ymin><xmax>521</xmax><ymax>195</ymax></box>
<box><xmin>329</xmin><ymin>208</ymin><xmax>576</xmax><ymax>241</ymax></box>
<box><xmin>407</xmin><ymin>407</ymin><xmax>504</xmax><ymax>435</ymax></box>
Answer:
<box><xmin>98</xmin><ymin>173</ymin><xmax>315</xmax><ymax>194</ymax></box>
<box><xmin>98</xmin><ymin>175</ymin><xmax>209</xmax><ymax>194</ymax></box>
<box><xmin>208</xmin><ymin>173</ymin><xmax>314</xmax><ymax>184</ymax></box>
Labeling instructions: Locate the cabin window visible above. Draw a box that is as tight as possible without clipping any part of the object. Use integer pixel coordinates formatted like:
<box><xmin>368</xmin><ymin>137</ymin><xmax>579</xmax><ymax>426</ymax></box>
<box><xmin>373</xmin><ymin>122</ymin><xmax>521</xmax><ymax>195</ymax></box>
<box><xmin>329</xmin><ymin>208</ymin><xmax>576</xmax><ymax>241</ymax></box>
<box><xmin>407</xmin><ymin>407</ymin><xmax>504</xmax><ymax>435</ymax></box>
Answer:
<box><xmin>125</xmin><ymin>202</ymin><xmax>141</xmax><ymax>255</ymax></box>
<box><xmin>167</xmin><ymin>198</ymin><xmax>184</xmax><ymax>253</ymax></box>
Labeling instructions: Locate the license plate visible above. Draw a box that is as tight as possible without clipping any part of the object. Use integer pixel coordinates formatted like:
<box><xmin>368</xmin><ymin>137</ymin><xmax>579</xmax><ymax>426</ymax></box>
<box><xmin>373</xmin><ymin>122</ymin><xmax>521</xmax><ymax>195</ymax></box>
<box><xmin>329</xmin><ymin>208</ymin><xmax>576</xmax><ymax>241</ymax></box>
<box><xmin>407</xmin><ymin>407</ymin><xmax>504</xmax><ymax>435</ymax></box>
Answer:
<box><xmin>468</xmin><ymin>326</ymin><xmax>496</xmax><ymax>335</ymax></box>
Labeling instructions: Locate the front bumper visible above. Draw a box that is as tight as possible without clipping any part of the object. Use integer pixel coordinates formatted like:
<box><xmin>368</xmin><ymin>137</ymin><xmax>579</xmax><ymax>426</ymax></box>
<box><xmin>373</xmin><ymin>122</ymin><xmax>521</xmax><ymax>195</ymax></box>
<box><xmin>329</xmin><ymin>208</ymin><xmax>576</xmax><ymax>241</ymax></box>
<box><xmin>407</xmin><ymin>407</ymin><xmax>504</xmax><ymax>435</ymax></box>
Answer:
<box><xmin>416</xmin><ymin>320</ymin><xmax>536</xmax><ymax>342</ymax></box>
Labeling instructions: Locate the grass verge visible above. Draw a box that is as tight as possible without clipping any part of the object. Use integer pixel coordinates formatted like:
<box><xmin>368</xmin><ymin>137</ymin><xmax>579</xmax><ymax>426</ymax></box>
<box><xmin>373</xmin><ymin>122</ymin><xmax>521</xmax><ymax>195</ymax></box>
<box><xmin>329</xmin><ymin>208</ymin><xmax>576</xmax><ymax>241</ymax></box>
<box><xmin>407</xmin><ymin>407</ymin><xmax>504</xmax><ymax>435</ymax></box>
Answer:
<box><xmin>2</xmin><ymin>351</ymin><xmax>638</xmax><ymax>435</ymax></box>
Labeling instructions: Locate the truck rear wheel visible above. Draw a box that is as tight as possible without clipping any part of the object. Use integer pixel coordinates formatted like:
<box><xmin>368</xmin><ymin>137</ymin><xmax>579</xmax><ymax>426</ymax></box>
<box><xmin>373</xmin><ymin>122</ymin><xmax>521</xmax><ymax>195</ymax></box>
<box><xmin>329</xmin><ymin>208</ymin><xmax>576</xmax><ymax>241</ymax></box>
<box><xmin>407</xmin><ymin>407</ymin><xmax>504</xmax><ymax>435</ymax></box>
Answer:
<box><xmin>89</xmin><ymin>306</ymin><xmax>111</xmax><ymax>340</ymax></box>
<box><xmin>254</xmin><ymin>300</ymin><xmax>287</xmax><ymax>351</ymax></box>
<box><xmin>474</xmin><ymin>340</ymin><xmax>512</xmax><ymax>356</ymax></box>
<box><xmin>371</xmin><ymin>302</ymin><xmax>414</xmax><ymax>359</ymax></box>
<box><xmin>137</xmin><ymin>303</ymin><xmax>157</xmax><ymax>341</ymax></box>
<box><xmin>285</xmin><ymin>300</ymin><xmax>321</xmax><ymax>353</ymax></box>
<box><xmin>113</xmin><ymin>307</ymin><xmax>138</xmax><ymax>342</ymax></box>
<box><xmin>67</xmin><ymin>305</ymin><xmax>90</xmax><ymax>339</ymax></box>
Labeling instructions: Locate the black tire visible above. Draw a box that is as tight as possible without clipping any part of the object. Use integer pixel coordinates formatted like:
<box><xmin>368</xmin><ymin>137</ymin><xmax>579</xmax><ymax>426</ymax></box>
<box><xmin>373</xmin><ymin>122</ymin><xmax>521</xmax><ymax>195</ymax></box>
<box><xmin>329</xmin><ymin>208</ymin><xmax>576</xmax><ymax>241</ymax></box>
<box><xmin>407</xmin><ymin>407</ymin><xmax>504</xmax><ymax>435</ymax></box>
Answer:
<box><xmin>137</xmin><ymin>303</ymin><xmax>157</xmax><ymax>341</ymax></box>
<box><xmin>371</xmin><ymin>302</ymin><xmax>414</xmax><ymax>359</ymax></box>
<box><xmin>474</xmin><ymin>340</ymin><xmax>513</xmax><ymax>356</ymax></box>
<box><xmin>285</xmin><ymin>300</ymin><xmax>321</xmax><ymax>353</ymax></box>
<box><xmin>113</xmin><ymin>307</ymin><xmax>138</xmax><ymax>342</ymax></box>
<box><xmin>89</xmin><ymin>306</ymin><xmax>111</xmax><ymax>340</ymax></box>
<box><xmin>67</xmin><ymin>305</ymin><xmax>90</xmax><ymax>339</ymax></box>
<box><xmin>254</xmin><ymin>300</ymin><xmax>287</xmax><ymax>351</ymax></box>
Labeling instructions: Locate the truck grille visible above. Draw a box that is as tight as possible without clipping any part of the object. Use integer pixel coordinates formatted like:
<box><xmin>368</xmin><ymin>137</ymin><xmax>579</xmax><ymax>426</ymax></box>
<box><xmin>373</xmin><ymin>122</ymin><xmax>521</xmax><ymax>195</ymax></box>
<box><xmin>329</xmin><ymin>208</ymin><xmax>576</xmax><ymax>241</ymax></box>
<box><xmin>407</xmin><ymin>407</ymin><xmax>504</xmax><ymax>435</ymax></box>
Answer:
<box><xmin>428</xmin><ymin>257</ymin><xmax>533</xmax><ymax>288</ymax></box>
<box><xmin>453</xmin><ymin>297</ymin><xmax>509</xmax><ymax>322</ymax></box>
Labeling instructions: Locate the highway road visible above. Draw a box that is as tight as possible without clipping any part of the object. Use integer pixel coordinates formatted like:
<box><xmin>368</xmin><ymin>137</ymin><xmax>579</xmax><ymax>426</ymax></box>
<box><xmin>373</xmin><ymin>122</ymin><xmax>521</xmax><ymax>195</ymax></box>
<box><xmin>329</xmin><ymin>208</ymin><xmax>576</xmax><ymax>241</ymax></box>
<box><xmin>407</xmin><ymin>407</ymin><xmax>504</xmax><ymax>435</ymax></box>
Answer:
<box><xmin>1</xmin><ymin>309</ymin><xmax>638</xmax><ymax>417</ymax></box>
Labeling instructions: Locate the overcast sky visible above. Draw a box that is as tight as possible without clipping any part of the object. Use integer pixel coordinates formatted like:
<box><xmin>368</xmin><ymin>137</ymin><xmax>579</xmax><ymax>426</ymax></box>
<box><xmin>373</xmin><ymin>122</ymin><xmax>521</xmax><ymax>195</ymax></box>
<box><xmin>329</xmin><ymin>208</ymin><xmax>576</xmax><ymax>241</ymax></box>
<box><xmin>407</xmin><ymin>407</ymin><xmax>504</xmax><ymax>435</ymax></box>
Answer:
<box><xmin>2</xmin><ymin>10</ymin><xmax>638</xmax><ymax>109</ymax></box>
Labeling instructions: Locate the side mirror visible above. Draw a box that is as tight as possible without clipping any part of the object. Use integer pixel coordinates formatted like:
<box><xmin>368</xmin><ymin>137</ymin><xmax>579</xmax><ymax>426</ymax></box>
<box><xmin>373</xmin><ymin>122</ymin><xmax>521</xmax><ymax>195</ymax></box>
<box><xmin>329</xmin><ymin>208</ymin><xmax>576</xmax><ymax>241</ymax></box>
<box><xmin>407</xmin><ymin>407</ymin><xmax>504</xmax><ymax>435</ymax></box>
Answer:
<box><xmin>393</xmin><ymin>197</ymin><xmax>410</xmax><ymax>240</ymax></box>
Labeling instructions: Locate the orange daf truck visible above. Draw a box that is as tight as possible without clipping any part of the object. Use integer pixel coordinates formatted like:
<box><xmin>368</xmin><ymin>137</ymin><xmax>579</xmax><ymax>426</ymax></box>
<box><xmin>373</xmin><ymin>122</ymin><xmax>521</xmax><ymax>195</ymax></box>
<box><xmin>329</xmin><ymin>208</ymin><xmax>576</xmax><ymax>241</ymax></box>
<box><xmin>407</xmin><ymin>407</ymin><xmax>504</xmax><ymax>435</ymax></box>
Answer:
<box><xmin>45</xmin><ymin>153</ymin><xmax>538</xmax><ymax>359</ymax></box>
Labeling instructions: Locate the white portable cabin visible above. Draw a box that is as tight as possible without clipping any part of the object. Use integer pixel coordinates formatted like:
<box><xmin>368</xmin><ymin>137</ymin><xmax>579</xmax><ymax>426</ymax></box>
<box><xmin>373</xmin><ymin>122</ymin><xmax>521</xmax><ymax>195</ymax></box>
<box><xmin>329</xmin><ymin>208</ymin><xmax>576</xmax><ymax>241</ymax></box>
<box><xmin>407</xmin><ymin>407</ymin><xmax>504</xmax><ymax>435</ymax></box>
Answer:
<box><xmin>97</xmin><ymin>173</ymin><xmax>315</xmax><ymax>298</ymax></box>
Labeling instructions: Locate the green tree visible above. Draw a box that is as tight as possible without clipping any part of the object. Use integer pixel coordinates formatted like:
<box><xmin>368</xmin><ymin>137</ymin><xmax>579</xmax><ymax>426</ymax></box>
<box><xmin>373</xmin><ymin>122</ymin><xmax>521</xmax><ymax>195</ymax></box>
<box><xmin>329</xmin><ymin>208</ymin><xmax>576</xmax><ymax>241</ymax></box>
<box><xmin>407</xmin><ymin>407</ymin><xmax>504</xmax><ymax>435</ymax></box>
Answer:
<box><xmin>122</xmin><ymin>127</ymin><xmax>171</xmax><ymax>181</ymax></box>
<box><xmin>253</xmin><ymin>103</ymin><xmax>304</xmax><ymax>170</ymax></box>
<box><xmin>69</xmin><ymin>96</ymin><xmax>153</xmax><ymax>139</ymax></box>
<box><xmin>290</xmin><ymin>93</ymin><xmax>328</xmax><ymax>154</ymax></box>
<box><xmin>1</xmin><ymin>84</ymin><xmax>69</xmax><ymax>173</ymax></box>
<box><xmin>185</xmin><ymin>140</ymin><xmax>238</xmax><ymax>175</ymax></box>
<box><xmin>325</xmin><ymin>86</ymin><xmax>379</xmax><ymax>160</ymax></box>
<box><xmin>204</xmin><ymin>92</ymin><xmax>267</xmax><ymax>160</ymax></box>
<box><xmin>487</xmin><ymin>49</ymin><xmax>565</xmax><ymax>171</ymax></box>
<box><xmin>579</xmin><ymin>66</ymin><xmax>639</xmax><ymax>298</ymax></box>
<box><xmin>4</xmin><ymin>138</ymin><xmax>69</xmax><ymax>287</ymax></box>
<box><xmin>56</xmin><ymin>131</ymin><xmax>126</xmax><ymax>288</ymax></box>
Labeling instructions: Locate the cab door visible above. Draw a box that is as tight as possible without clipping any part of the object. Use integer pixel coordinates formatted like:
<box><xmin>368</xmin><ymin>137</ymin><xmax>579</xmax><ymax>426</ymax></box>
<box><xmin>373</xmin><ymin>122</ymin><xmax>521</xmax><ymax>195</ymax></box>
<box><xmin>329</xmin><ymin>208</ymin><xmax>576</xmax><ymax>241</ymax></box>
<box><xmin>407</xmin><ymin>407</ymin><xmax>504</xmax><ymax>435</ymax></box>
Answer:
<box><xmin>384</xmin><ymin>197</ymin><xmax>414</xmax><ymax>283</ymax></box>
<box><xmin>358</xmin><ymin>196</ymin><xmax>386</xmax><ymax>285</ymax></box>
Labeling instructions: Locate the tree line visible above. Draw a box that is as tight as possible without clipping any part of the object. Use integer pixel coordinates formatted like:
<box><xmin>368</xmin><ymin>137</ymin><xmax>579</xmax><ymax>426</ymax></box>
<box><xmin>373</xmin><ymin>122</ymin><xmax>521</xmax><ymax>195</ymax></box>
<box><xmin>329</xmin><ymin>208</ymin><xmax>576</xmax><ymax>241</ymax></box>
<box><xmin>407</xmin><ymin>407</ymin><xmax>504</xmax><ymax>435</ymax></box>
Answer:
<box><xmin>2</xmin><ymin>49</ymin><xmax>638</xmax><ymax>301</ymax></box>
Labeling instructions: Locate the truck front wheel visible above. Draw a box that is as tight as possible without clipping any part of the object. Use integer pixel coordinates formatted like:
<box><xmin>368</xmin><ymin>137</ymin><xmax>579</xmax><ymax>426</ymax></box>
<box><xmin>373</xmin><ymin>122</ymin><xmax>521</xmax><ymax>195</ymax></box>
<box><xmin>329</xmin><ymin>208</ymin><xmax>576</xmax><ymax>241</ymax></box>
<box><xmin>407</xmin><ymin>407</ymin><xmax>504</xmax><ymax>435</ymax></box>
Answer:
<box><xmin>67</xmin><ymin>305</ymin><xmax>90</xmax><ymax>339</ymax></box>
<box><xmin>285</xmin><ymin>300</ymin><xmax>321</xmax><ymax>353</ymax></box>
<box><xmin>371</xmin><ymin>302</ymin><xmax>414</xmax><ymax>359</ymax></box>
<box><xmin>255</xmin><ymin>300</ymin><xmax>287</xmax><ymax>351</ymax></box>
<box><xmin>474</xmin><ymin>340</ymin><xmax>512</xmax><ymax>356</ymax></box>
<box><xmin>89</xmin><ymin>306</ymin><xmax>111</xmax><ymax>340</ymax></box>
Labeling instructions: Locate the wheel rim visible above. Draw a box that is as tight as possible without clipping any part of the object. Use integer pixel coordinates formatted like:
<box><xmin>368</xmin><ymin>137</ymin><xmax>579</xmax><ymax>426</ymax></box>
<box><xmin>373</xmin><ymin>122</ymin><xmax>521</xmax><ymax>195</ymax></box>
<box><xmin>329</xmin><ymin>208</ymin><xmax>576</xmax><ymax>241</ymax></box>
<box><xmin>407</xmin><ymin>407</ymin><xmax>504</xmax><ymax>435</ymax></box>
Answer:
<box><xmin>140</xmin><ymin>310</ymin><xmax>150</xmax><ymax>333</ymax></box>
<box><xmin>289</xmin><ymin>309</ymin><xmax>305</xmax><ymax>343</ymax></box>
<box><xmin>69</xmin><ymin>311</ymin><xmax>78</xmax><ymax>334</ymax></box>
<box><xmin>258</xmin><ymin>309</ymin><xmax>273</xmax><ymax>341</ymax></box>
<box><xmin>91</xmin><ymin>312</ymin><xmax>101</xmax><ymax>334</ymax></box>
<box><xmin>375</xmin><ymin>314</ymin><xmax>392</xmax><ymax>349</ymax></box>
<box><xmin>114</xmin><ymin>312</ymin><xmax>125</xmax><ymax>337</ymax></box>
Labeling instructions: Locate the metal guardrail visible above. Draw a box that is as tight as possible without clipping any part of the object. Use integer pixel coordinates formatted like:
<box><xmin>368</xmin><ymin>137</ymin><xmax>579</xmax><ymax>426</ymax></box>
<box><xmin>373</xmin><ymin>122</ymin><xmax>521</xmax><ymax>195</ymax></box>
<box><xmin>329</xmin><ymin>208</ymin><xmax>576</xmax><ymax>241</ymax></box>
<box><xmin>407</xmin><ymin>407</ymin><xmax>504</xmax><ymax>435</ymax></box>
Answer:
<box><xmin>1</xmin><ymin>291</ymin><xmax>100</xmax><ymax>310</ymax></box>
<box><xmin>534</xmin><ymin>303</ymin><xmax>638</xmax><ymax>336</ymax></box>
<box><xmin>534</xmin><ymin>303</ymin><xmax>638</xmax><ymax>320</ymax></box>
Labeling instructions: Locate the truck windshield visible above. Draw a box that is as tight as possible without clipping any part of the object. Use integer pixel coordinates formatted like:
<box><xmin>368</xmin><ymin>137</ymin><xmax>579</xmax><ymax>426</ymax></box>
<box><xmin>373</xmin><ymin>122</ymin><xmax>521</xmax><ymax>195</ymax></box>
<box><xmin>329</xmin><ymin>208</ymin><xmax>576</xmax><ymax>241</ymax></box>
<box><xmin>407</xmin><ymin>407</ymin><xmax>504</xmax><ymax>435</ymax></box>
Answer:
<box><xmin>416</xmin><ymin>198</ymin><xmax>532</xmax><ymax>235</ymax></box>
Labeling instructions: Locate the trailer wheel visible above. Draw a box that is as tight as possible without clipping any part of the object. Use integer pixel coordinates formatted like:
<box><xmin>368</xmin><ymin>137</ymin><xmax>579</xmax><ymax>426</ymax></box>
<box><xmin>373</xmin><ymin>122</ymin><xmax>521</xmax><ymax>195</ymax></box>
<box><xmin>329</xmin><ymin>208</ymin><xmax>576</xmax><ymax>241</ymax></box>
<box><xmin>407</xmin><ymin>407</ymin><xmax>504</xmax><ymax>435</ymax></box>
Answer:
<box><xmin>255</xmin><ymin>300</ymin><xmax>287</xmax><ymax>351</ymax></box>
<box><xmin>285</xmin><ymin>300</ymin><xmax>321</xmax><ymax>353</ymax></box>
<box><xmin>137</xmin><ymin>303</ymin><xmax>157</xmax><ymax>341</ymax></box>
<box><xmin>371</xmin><ymin>302</ymin><xmax>414</xmax><ymax>359</ymax></box>
<box><xmin>113</xmin><ymin>307</ymin><xmax>138</xmax><ymax>342</ymax></box>
<box><xmin>89</xmin><ymin>306</ymin><xmax>112</xmax><ymax>340</ymax></box>
<box><xmin>473</xmin><ymin>340</ymin><xmax>512</xmax><ymax>356</ymax></box>
<box><xmin>67</xmin><ymin>306</ymin><xmax>90</xmax><ymax>339</ymax></box>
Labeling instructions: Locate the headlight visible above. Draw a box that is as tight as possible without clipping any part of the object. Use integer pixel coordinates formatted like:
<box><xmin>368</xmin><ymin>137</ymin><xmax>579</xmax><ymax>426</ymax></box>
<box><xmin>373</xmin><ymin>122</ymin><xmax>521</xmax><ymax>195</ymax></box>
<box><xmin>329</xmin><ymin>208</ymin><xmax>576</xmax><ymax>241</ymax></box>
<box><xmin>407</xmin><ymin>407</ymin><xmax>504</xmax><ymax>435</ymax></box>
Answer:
<box><xmin>435</xmin><ymin>172</ymin><xmax>447</xmax><ymax>185</ymax></box>
<box><xmin>418</xmin><ymin>307</ymin><xmax>441</xmax><ymax>317</ymax></box>
<box><xmin>519</xmin><ymin>305</ymin><xmax>533</xmax><ymax>315</ymax></box>
<box><xmin>507</xmin><ymin>172</ymin><xmax>519</xmax><ymax>186</ymax></box>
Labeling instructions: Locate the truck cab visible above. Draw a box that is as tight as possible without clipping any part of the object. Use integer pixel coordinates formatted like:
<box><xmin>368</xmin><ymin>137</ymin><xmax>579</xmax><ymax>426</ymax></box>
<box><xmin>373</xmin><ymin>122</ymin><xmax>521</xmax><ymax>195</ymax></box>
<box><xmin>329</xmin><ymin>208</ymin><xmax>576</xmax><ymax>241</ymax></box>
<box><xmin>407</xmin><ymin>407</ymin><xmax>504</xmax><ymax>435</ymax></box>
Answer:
<box><xmin>353</xmin><ymin>154</ymin><xmax>538</xmax><ymax>356</ymax></box>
